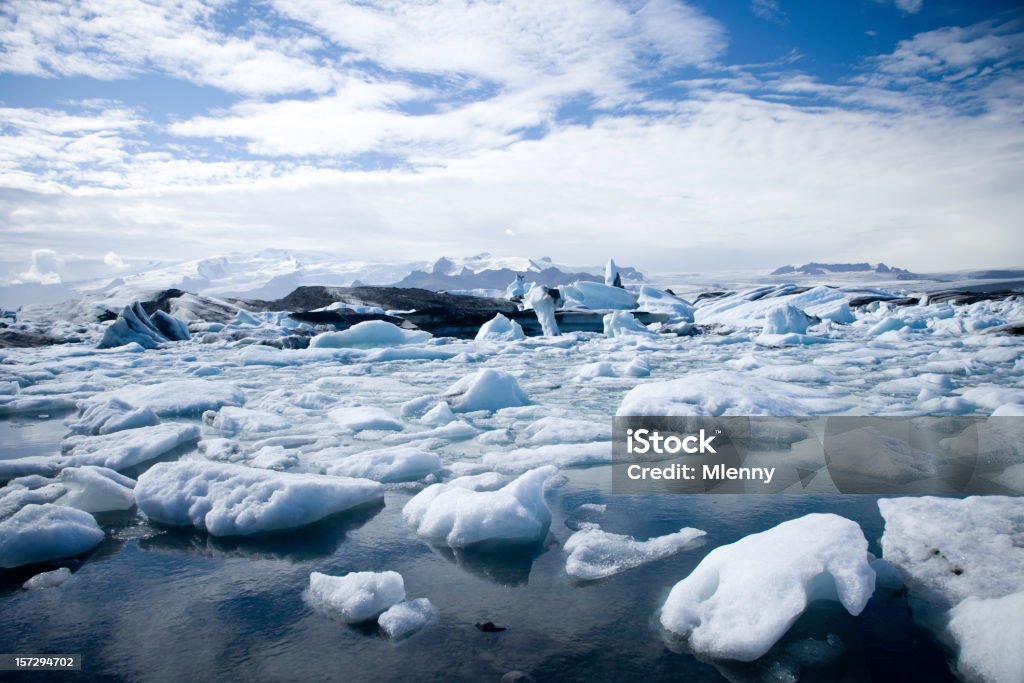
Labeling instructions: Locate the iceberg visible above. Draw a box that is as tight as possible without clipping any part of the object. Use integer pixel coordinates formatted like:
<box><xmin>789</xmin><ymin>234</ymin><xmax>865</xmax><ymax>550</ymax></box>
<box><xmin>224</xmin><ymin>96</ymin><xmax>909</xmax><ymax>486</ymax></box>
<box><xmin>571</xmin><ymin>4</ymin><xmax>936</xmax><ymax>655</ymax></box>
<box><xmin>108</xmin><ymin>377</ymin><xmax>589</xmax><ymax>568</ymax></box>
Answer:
<box><xmin>403</xmin><ymin>465</ymin><xmax>556</xmax><ymax>548</ymax></box>
<box><xmin>82</xmin><ymin>380</ymin><xmax>245</xmax><ymax>418</ymax></box>
<box><xmin>659</xmin><ymin>513</ymin><xmax>875</xmax><ymax>662</ymax></box>
<box><xmin>23</xmin><ymin>567</ymin><xmax>73</xmax><ymax>589</ymax></box>
<box><xmin>603</xmin><ymin>311</ymin><xmax>656</xmax><ymax>337</ymax></box>
<box><xmin>378</xmin><ymin>598</ymin><xmax>438</xmax><ymax>640</ymax></box>
<box><xmin>135</xmin><ymin>461</ymin><xmax>384</xmax><ymax>536</ymax></box>
<box><xmin>68</xmin><ymin>397</ymin><xmax>160</xmax><ymax>436</ymax></box>
<box><xmin>564</xmin><ymin>526</ymin><xmax>705</xmax><ymax>580</ymax></box>
<box><xmin>325</xmin><ymin>445</ymin><xmax>442</xmax><ymax>483</ymax></box>
<box><xmin>636</xmin><ymin>286</ymin><xmax>695</xmax><ymax>321</ymax></box>
<box><xmin>61</xmin><ymin>423</ymin><xmax>201</xmax><ymax>471</ymax></box>
<box><xmin>0</xmin><ymin>503</ymin><xmax>105</xmax><ymax>568</ymax></box>
<box><xmin>309</xmin><ymin>321</ymin><xmax>431</xmax><ymax>348</ymax></box>
<box><xmin>617</xmin><ymin>370</ymin><xmax>852</xmax><ymax>416</ymax></box>
<box><xmin>306</xmin><ymin>570</ymin><xmax>406</xmax><ymax>623</ymax></box>
<box><xmin>443</xmin><ymin>369</ymin><xmax>529</xmax><ymax>413</ymax></box>
<box><xmin>524</xmin><ymin>285</ymin><xmax>560</xmax><ymax>336</ymax></box>
<box><xmin>561</xmin><ymin>281</ymin><xmax>637</xmax><ymax>310</ymax></box>
<box><xmin>474</xmin><ymin>313</ymin><xmax>526</xmax><ymax>342</ymax></box>
<box><xmin>879</xmin><ymin>496</ymin><xmax>1024</xmax><ymax>683</ymax></box>
<box><xmin>328</xmin><ymin>406</ymin><xmax>404</xmax><ymax>432</ymax></box>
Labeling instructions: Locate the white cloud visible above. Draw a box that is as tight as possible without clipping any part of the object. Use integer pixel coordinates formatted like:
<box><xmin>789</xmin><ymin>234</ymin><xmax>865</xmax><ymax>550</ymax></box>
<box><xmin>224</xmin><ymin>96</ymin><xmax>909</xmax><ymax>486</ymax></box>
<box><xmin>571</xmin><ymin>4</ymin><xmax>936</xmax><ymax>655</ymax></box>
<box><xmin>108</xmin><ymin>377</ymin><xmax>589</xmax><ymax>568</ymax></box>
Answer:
<box><xmin>0</xmin><ymin>0</ymin><xmax>335</xmax><ymax>95</ymax></box>
<box><xmin>16</xmin><ymin>248</ymin><xmax>64</xmax><ymax>284</ymax></box>
<box><xmin>751</xmin><ymin>0</ymin><xmax>787</xmax><ymax>25</ymax></box>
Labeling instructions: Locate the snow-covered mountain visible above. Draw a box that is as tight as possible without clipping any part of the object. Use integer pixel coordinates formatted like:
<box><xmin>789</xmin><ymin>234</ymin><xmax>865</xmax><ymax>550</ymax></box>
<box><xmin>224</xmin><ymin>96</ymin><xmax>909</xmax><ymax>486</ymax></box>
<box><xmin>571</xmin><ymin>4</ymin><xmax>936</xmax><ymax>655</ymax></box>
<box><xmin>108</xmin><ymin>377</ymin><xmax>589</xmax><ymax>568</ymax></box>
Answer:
<box><xmin>1</xmin><ymin>250</ymin><xmax>643</xmax><ymax>309</ymax></box>
<box><xmin>770</xmin><ymin>262</ymin><xmax>917</xmax><ymax>278</ymax></box>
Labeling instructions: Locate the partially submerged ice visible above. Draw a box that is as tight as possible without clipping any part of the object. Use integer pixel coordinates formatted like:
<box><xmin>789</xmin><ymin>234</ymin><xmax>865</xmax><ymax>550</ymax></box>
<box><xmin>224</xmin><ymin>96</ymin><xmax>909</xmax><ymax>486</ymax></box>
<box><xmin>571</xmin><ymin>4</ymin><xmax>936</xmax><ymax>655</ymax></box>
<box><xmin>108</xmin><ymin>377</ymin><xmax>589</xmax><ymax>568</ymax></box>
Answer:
<box><xmin>442</xmin><ymin>369</ymin><xmax>529</xmax><ymax>413</ymax></box>
<box><xmin>0</xmin><ymin>503</ymin><xmax>105</xmax><ymax>568</ymax></box>
<box><xmin>378</xmin><ymin>598</ymin><xmax>437</xmax><ymax>640</ymax></box>
<box><xmin>309</xmin><ymin>321</ymin><xmax>431</xmax><ymax>349</ymax></box>
<box><xmin>475</xmin><ymin>313</ymin><xmax>526</xmax><ymax>342</ymax></box>
<box><xmin>879</xmin><ymin>496</ymin><xmax>1024</xmax><ymax>683</ymax></box>
<box><xmin>659</xmin><ymin>513</ymin><xmax>875</xmax><ymax>662</ymax></box>
<box><xmin>135</xmin><ymin>461</ymin><xmax>384</xmax><ymax>536</ymax></box>
<box><xmin>306</xmin><ymin>570</ymin><xmax>405</xmax><ymax>623</ymax></box>
<box><xmin>564</xmin><ymin>525</ymin><xmax>705</xmax><ymax>580</ymax></box>
<box><xmin>402</xmin><ymin>465</ymin><xmax>556</xmax><ymax>548</ymax></box>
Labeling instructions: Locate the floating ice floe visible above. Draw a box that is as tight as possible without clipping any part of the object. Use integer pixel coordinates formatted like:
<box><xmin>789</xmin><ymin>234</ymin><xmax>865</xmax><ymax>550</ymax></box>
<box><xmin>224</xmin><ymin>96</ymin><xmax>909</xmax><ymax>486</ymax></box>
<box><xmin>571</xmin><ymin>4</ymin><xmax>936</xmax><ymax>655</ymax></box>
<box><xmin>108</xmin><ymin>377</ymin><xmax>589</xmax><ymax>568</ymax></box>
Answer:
<box><xmin>37</xmin><ymin>466</ymin><xmax>135</xmax><ymax>513</ymax></box>
<box><xmin>481</xmin><ymin>442</ymin><xmax>612</xmax><ymax>475</ymax></box>
<box><xmin>306</xmin><ymin>570</ymin><xmax>405</xmax><ymax>623</ymax></box>
<box><xmin>756</xmin><ymin>304</ymin><xmax>829</xmax><ymax>347</ymax></box>
<box><xmin>475</xmin><ymin>313</ymin><xmax>526</xmax><ymax>342</ymax></box>
<box><xmin>603</xmin><ymin>311</ymin><xmax>656</xmax><ymax>338</ymax></box>
<box><xmin>402</xmin><ymin>465</ymin><xmax>556</xmax><ymax>548</ymax></box>
<box><xmin>420</xmin><ymin>401</ymin><xmax>456</xmax><ymax>426</ymax></box>
<box><xmin>68</xmin><ymin>397</ymin><xmax>160</xmax><ymax>436</ymax></box>
<box><xmin>0</xmin><ymin>503</ymin><xmax>105</xmax><ymax>568</ymax></box>
<box><xmin>328</xmin><ymin>406</ymin><xmax>404</xmax><ymax>432</ymax></box>
<box><xmin>204</xmin><ymin>406</ymin><xmax>289</xmax><ymax>434</ymax></box>
<box><xmin>879</xmin><ymin>496</ymin><xmax>1024</xmax><ymax>682</ymax></box>
<box><xmin>324</xmin><ymin>445</ymin><xmax>442</xmax><ymax>483</ymax></box>
<box><xmin>564</xmin><ymin>526</ymin><xmax>705</xmax><ymax>580</ymax></box>
<box><xmin>659</xmin><ymin>513</ymin><xmax>875</xmax><ymax>662</ymax></box>
<box><xmin>0</xmin><ymin>395</ymin><xmax>78</xmax><ymax>416</ymax></box>
<box><xmin>61</xmin><ymin>423</ymin><xmax>201</xmax><ymax>471</ymax></box>
<box><xmin>23</xmin><ymin>567</ymin><xmax>73</xmax><ymax>589</ymax></box>
<box><xmin>82</xmin><ymin>379</ymin><xmax>245</xmax><ymax>417</ymax></box>
<box><xmin>135</xmin><ymin>461</ymin><xmax>384</xmax><ymax>536</ymax></box>
<box><xmin>524</xmin><ymin>285</ymin><xmax>560</xmax><ymax>336</ymax></box>
<box><xmin>442</xmin><ymin>369</ymin><xmax>529</xmax><ymax>413</ymax></box>
<box><xmin>309</xmin><ymin>321</ymin><xmax>431</xmax><ymax>349</ymax></box>
<box><xmin>561</xmin><ymin>281</ymin><xmax>637</xmax><ymax>310</ymax></box>
<box><xmin>636</xmin><ymin>286</ymin><xmax>695</xmax><ymax>321</ymax></box>
<box><xmin>616</xmin><ymin>370</ymin><xmax>853</xmax><ymax>416</ymax></box>
<box><xmin>522</xmin><ymin>417</ymin><xmax>611</xmax><ymax>446</ymax></box>
<box><xmin>378</xmin><ymin>598</ymin><xmax>438</xmax><ymax>640</ymax></box>
<box><xmin>98</xmin><ymin>302</ymin><xmax>190</xmax><ymax>349</ymax></box>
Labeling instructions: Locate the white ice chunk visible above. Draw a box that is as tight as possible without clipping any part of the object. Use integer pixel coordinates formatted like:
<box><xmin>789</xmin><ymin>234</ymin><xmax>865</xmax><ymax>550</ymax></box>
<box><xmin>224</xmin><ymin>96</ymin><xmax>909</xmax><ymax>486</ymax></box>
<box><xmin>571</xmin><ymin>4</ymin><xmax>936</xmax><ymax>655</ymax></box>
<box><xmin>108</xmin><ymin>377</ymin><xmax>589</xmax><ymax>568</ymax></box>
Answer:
<box><xmin>378</xmin><ymin>598</ymin><xmax>437</xmax><ymax>640</ymax></box>
<box><xmin>761</xmin><ymin>304</ymin><xmax>810</xmax><ymax>335</ymax></box>
<box><xmin>23</xmin><ymin>567</ymin><xmax>73</xmax><ymax>589</ymax></box>
<box><xmin>603</xmin><ymin>311</ymin><xmax>656</xmax><ymax>337</ymax></box>
<box><xmin>403</xmin><ymin>465</ymin><xmax>556</xmax><ymax>548</ymax></box>
<box><xmin>443</xmin><ymin>369</ymin><xmax>529</xmax><ymax>413</ymax></box>
<box><xmin>565</xmin><ymin>526</ymin><xmax>705</xmax><ymax>580</ymax></box>
<box><xmin>205</xmin><ymin>406</ymin><xmax>289</xmax><ymax>434</ymax></box>
<box><xmin>328</xmin><ymin>406</ymin><xmax>404</xmax><ymax>432</ymax></box>
<box><xmin>309</xmin><ymin>321</ymin><xmax>431</xmax><ymax>348</ymax></box>
<box><xmin>947</xmin><ymin>592</ymin><xmax>1024</xmax><ymax>683</ymax></box>
<box><xmin>306</xmin><ymin>570</ymin><xmax>405</xmax><ymax>623</ymax></box>
<box><xmin>637</xmin><ymin>286</ymin><xmax>695</xmax><ymax>321</ymax></box>
<box><xmin>54</xmin><ymin>466</ymin><xmax>135</xmax><ymax>513</ymax></box>
<box><xmin>325</xmin><ymin>445</ymin><xmax>442</xmax><ymax>483</ymax></box>
<box><xmin>62</xmin><ymin>423</ymin><xmax>201</xmax><ymax>471</ymax></box>
<box><xmin>659</xmin><ymin>513</ymin><xmax>875</xmax><ymax>662</ymax></box>
<box><xmin>561</xmin><ymin>281</ymin><xmax>637</xmax><ymax>310</ymax></box>
<box><xmin>420</xmin><ymin>401</ymin><xmax>456</xmax><ymax>426</ymax></box>
<box><xmin>617</xmin><ymin>371</ymin><xmax>852</xmax><ymax>417</ymax></box>
<box><xmin>482</xmin><ymin>442</ymin><xmax>612</xmax><ymax>474</ymax></box>
<box><xmin>878</xmin><ymin>496</ymin><xmax>1024</xmax><ymax>613</ymax></box>
<box><xmin>522</xmin><ymin>417</ymin><xmax>611</xmax><ymax>445</ymax></box>
<box><xmin>68</xmin><ymin>397</ymin><xmax>160</xmax><ymax>436</ymax></box>
<box><xmin>0</xmin><ymin>395</ymin><xmax>77</xmax><ymax>416</ymax></box>
<box><xmin>475</xmin><ymin>313</ymin><xmax>526</xmax><ymax>342</ymax></box>
<box><xmin>84</xmin><ymin>380</ymin><xmax>244</xmax><ymax>417</ymax></box>
<box><xmin>525</xmin><ymin>285</ymin><xmax>560</xmax><ymax>336</ymax></box>
<box><xmin>0</xmin><ymin>503</ymin><xmax>104</xmax><ymax>568</ymax></box>
<box><xmin>135</xmin><ymin>461</ymin><xmax>384</xmax><ymax>536</ymax></box>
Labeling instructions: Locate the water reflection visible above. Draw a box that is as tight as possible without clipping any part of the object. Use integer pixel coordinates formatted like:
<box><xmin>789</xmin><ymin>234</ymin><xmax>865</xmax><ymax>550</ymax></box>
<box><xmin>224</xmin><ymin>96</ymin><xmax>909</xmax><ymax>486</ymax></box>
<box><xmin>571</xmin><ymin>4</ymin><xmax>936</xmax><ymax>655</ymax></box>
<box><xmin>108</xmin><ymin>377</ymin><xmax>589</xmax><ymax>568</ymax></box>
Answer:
<box><xmin>428</xmin><ymin>535</ymin><xmax>554</xmax><ymax>586</ymax></box>
<box><xmin>138</xmin><ymin>501</ymin><xmax>385</xmax><ymax>562</ymax></box>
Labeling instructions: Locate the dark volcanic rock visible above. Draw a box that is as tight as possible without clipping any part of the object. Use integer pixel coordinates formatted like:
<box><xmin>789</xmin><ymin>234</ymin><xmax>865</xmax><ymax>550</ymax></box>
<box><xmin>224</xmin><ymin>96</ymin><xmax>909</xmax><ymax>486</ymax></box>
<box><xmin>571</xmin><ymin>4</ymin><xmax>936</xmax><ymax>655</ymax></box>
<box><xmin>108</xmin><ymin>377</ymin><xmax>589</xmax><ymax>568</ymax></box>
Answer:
<box><xmin>0</xmin><ymin>328</ymin><xmax>64</xmax><ymax>348</ymax></box>
<box><xmin>926</xmin><ymin>290</ymin><xmax>1022</xmax><ymax>305</ymax></box>
<box><xmin>288</xmin><ymin>309</ymin><xmax>416</xmax><ymax>329</ymax></box>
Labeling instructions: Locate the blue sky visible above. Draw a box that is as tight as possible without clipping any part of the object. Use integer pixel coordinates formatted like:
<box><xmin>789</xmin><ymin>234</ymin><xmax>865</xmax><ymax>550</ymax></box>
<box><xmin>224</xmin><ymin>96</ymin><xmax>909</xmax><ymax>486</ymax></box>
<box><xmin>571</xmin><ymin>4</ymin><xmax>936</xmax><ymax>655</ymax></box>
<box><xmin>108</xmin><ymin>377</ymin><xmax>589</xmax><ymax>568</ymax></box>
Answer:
<box><xmin>1</xmin><ymin>0</ymin><xmax>1022</xmax><ymax>284</ymax></box>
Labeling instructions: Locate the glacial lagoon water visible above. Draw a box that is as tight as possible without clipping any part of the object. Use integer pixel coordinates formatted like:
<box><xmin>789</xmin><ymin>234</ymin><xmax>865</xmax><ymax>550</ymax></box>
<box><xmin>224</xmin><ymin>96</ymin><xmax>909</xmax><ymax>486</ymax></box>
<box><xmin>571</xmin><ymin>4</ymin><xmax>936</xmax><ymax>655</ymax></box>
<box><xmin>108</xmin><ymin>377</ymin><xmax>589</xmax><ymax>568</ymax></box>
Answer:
<box><xmin>0</xmin><ymin>415</ymin><xmax>957</xmax><ymax>683</ymax></box>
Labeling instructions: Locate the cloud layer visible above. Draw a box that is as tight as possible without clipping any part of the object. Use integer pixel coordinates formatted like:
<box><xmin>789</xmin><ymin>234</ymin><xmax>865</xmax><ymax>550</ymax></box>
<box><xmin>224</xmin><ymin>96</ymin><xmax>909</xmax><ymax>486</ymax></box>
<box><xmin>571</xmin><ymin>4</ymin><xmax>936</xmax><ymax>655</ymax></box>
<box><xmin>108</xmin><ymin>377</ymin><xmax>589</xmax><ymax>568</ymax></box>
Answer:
<box><xmin>0</xmin><ymin>0</ymin><xmax>1022</xmax><ymax>274</ymax></box>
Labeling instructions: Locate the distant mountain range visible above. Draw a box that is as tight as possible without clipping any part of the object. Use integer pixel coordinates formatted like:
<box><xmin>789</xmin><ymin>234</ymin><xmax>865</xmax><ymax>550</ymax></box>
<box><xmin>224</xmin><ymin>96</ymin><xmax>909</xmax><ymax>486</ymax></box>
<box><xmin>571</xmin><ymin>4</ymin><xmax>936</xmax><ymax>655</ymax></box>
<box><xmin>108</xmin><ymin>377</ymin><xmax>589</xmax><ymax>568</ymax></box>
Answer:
<box><xmin>771</xmin><ymin>262</ymin><xmax>917</xmax><ymax>279</ymax></box>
